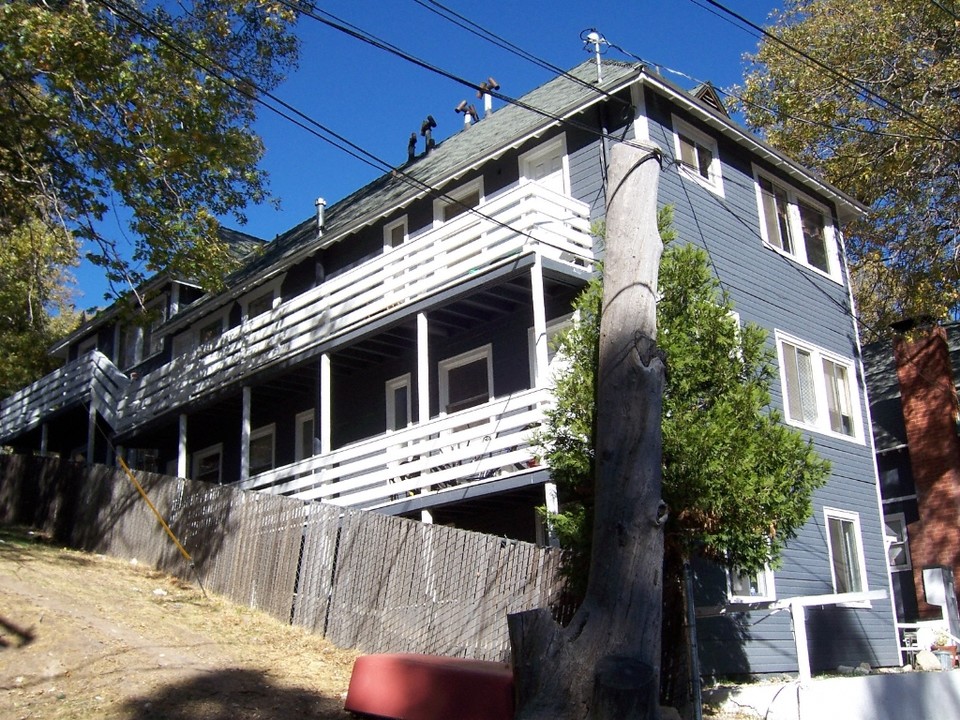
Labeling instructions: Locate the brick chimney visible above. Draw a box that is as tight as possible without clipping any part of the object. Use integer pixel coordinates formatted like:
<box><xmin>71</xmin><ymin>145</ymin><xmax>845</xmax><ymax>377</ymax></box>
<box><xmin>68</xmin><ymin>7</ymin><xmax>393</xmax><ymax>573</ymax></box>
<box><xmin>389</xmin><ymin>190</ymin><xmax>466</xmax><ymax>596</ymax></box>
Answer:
<box><xmin>894</xmin><ymin>326</ymin><xmax>960</xmax><ymax>618</ymax></box>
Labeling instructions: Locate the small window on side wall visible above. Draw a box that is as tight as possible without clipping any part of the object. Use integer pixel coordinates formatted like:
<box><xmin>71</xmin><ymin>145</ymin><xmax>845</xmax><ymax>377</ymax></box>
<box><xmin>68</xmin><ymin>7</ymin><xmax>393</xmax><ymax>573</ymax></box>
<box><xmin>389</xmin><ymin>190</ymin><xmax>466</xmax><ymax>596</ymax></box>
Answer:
<box><xmin>672</xmin><ymin>116</ymin><xmax>723</xmax><ymax>196</ymax></box>
<box><xmin>885</xmin><ymin>513</ymin><xmax>911</xmax><ymax>571</ymax></box>
<box><xmin>384</xmin><ymin>216</ymin><xmax>408</xmax><ymax>251</ymax></box>
<box><xmin>728</xmin><ymin>565</ymin><xmax>776</xmax><ymax>602</ymax></box>
<box><xmin>824</xmin><ymin>507</ymin><xmax>869</xmax><ymax>595</ymax></box>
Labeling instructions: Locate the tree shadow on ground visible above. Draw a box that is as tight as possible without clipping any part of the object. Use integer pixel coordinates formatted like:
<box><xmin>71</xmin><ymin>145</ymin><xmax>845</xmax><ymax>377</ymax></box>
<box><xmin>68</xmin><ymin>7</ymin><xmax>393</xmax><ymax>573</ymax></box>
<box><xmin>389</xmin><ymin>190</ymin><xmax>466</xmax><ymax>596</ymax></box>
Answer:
<box><xmin>120</xmin><ymin>667</ymin><xmax>353</xmax><ymax>720</ymax></box>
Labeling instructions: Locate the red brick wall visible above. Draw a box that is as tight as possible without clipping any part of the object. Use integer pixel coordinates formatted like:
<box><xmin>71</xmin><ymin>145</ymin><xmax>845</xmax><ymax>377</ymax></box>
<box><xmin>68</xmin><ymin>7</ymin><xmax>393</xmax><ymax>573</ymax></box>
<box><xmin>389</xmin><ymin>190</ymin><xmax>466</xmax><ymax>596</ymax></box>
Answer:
<box><xmin>894</xmin><ymin>327</ymin><xmax>960</xmax><ymax>618</ymax></box>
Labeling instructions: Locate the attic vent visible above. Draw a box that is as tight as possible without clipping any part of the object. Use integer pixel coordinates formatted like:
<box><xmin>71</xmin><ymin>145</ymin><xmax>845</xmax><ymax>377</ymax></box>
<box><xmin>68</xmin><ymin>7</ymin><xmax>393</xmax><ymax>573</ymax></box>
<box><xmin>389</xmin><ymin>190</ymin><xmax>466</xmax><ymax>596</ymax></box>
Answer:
<box><xmin>420</xmin><ymin>115</ymin><xmax>437</xmax><ymax>153</ymax></box>
<box><xmin>315</xmin><ymin>197</ymin><xmax>326</xmax><ymax>237</ymax></box>
<box><xmin>692</xmin><ymin>83</ymin><xmax>729</xmax><ymax>117</ymax></box>
<box><xmin>455</xmin><ymin>100</ymin><xmax>479</xmax><ymax>126</ymax></box>
<box><xmin>476</xmin><ymin>77</ymin><xmax>499</xmax><ymax>117</ymax></box>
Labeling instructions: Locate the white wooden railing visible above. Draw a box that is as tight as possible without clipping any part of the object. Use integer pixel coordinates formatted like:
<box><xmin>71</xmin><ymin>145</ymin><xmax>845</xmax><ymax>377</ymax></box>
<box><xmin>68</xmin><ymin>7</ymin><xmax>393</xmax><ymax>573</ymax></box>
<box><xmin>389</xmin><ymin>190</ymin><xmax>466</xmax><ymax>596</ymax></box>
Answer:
<box><xmin>238</xmin><ymin>387</ymin><xmax>549</xmax><ymax>510</ymax></box>
<box><xmin>0</xmin><ymin>351</ymin><xmax>128</xmax><ymax>441</ymax></box>
<box><xmin>115</xmin><ymin>184</ymin><xmax>591</xmax><ymax>434</ymax></box>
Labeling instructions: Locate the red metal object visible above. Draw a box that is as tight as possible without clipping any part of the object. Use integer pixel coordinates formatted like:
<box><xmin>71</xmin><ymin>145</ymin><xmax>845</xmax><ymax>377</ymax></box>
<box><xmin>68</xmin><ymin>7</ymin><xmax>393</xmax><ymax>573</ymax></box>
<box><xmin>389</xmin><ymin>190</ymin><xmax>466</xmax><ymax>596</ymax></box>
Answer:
<box><xmin>344</xmin><ymin>653</ymin><xmax>514</xmax><ymax>720</ymax></box>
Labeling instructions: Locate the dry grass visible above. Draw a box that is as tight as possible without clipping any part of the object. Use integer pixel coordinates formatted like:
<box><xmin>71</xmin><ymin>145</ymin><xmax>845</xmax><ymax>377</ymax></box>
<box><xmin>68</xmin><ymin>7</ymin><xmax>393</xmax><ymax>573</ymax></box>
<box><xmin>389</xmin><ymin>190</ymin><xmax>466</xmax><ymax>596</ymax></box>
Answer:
<box><xmin>0</xmin><ymin>525</ymin><xmax>359</xmax><ymax>719</ymax></box>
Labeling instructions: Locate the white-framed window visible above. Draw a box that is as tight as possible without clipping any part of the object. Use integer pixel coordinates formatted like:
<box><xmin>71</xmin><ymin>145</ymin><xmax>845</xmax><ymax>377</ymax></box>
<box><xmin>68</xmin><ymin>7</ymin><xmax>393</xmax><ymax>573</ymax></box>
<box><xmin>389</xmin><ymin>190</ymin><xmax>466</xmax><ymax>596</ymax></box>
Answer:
<box><xmin>519</xmin><ymin>134</ymin><xmax>569</xmax><ymax>197</ymax></box>
<box><xmin>242</xmin><ymin>281</ymin><xmax>280</xmax><ymax>322</ymax></box>
<box><xmin>439</xmin><ymin>345</ymin><xmax>493</xmax><ymax>415</ymax></box>
<box><xmin>192</xmin><ymin>443</ymin><xmax>223</xmax><ymax>484</ymax></box>
<box><xmin>116</xmin><ymin>324</ymin><xmax>140</xmax><ymax>370</ymax></box>
<box><xmin>776</xmin><ymin>331</ymin><xmax>862</xmax><ymax>441</ymax></box>
<box><xmin>384</xmin><ymin>216</ymin><xmax>408</xmax><ymax>251</ymax></box>
<box><xmin>728</xmin><ymin>565</ymin><xmax>776</xmax><ymax>602</ymax></box>
<box><xmin>824</xmin><ymin>507</ymin><xmax>869</xmax><ymax>595</ymax></box>
<box><xmin>141</xmin><ymin>300</ymin><xmax>167</xmax><ymax>360</ymax></box>
<box><xmin>885</xmin><ymin>512</ymin><xmax>911</xmax><ymax>571</ymax></box>
<box><xmin>754</xmin><ymin>168</ymin><xmax>840</xmax><ymax>280</ymax></box>
<box><xmin>528</xmin><ymin>314</ymin><xmax>573</xmax><ymax>386</ymax></box>
<box><xmin>386</xmin><ymin>374</ymin><xmax>412</xmax><ymax>431</ymax></box>
<box><xmin>434</xmin><ymin>177</ymin><xmax>484</xmax><ymax>225</ymax></box>
<box><xmin>672</xmin><ymin>115</ymin><xmax>723</xmax><ymax>196</ymax></box>
<box><xmin>249</xmin><ymin>424</ymin><xmax>275</xmax><ymax>476</ymax></box>
<box><xmin>295</xmin><ymin>409</ymin><xmax>315</xmax><ymax>462</ymax></box>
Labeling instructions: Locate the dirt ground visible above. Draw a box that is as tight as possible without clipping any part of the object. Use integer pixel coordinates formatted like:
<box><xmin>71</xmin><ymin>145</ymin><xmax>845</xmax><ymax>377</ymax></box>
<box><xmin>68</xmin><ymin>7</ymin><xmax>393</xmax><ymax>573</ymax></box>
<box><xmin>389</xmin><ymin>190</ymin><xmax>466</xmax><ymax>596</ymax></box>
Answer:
<box><xmin>0</xmin><ymin>525</ymin><xmax>359</xmax><ymax>720</ymax></box>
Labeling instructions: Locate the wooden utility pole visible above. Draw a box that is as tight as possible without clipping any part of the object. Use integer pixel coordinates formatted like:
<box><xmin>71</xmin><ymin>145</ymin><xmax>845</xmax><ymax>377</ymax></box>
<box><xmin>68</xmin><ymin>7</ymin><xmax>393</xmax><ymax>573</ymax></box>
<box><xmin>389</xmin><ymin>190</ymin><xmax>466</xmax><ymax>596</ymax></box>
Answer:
<box><xmin>508</xmin><ymin>142</ymin><xmax>665</xmax><ymax>720</ymax></box>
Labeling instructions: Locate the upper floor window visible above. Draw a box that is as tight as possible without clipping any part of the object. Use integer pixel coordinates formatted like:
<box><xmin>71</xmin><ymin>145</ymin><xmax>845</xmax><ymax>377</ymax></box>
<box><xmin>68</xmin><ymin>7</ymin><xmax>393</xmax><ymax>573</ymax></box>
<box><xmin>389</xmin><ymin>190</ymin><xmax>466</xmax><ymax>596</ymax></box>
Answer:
<box><xmin>193</xmin><ymin>443</ymin><xmax>223</xmax><ymax>484</ymax></box>
<box><xmin>245</xmin><ymin>290</ymin><xmax>275</xmax><ymax>321</ymax></box>
<box><xmin>824</xmin><ymin>507</ymin><xmax>869</xmax><ymax>595</ymax></box>
<box><xmin>672</xmin><ymin>116</ymin><xmax>723</xmax><ymax>196</ymax></box>
<box><xmin>776</xmin><ymin>332</ymin><xmax>862</xmax><ymax>441</ymax></box>
<box><xmin>519</xmin><ymin>135</ymin><xmax>569</xmax><ymax>196</ymax></box>
<box><xmin>755</xmin><ymin>169</ymin><xmax>840</xmax><ymax>280</ymax></box>
<box><xmin>439</xmin><ymin>345</ymin><xmax>492</xmax><ymax>415</ymax></box>
<box><xmin>434</xmin><ymin>177</ymin><xmax>483</xmax><ymax>225</ymax></box>
<box><xmin>197</xmin><ymin>316</ymin><xmax>224</xmax><ymax>345</ymax></box>
<box><xmin>384</xmin><ymin>216</ymin><xmax>408</xmax><ymax>251</ymax></box>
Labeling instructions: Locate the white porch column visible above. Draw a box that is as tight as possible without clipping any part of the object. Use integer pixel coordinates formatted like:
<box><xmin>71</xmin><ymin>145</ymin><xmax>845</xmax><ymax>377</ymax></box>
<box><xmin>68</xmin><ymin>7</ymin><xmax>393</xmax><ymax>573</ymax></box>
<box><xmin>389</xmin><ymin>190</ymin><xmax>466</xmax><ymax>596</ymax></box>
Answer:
<box><xmin>418</xmin><ymin>312</ymin><xmax>432</xmax><ymax>525</ymax></box>
<box><xmin>791</xmin><ymin>601</ymin><xmax>812</xmax><ymax>683</ymax></box>
<box><xmin>40</xmin><ymin>423</ymin><xmax>49</xmax><ymax>456</ymax></box>
<box><xmin>240</xmin><ymin>385</ymin><xmax>251</xmax><ymax>483</ymax></box>
<box><xmin>178</xmin><ymin>413</ymin><xmax>188</xmax><ymax>478</ymax></box>
<box><xmin>86</xmin><ymin>403</ymin><xmax>96</xmax><ymax>464</ymax></box>
<box><xmin>531</xmin><ymin>254</ymin><xmax>549</xmax><ymax>389</ymax></box>
<box><xmin>320</xmin><ymin>352</ymin><xmax>332</xmax><ymax>454</ymax></box>
<box><xmin>417</xmin><ymin>312</ymin><xmax>430</xmax><ymax>423</ymax></box>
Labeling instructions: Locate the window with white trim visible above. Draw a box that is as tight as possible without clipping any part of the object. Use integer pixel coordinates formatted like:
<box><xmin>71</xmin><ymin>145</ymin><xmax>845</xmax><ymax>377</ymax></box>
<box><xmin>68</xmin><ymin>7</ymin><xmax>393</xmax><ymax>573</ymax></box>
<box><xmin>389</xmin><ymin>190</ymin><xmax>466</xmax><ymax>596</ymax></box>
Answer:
<box><xmin>384</xmin><ymin>216</ymin><xmax>408</xmax><ymax>251</ymax></box>
<box><xmin>776</xmin><ymin>332</ymin><xmax>861</xmax><ymax>440</ymax></box>
<box><xmin>193</xmin><ymin>443</ymin><xmax>223</xmax><ymax>484</ymax></box>
<box><xmin>249</xmin><ymin>424</ymin><xmax>275</xmax><ymax>476</ymax></box>
<box><xmin>824</xmin><ymin>508</ymin><xmax>869</xmax><ymax>594</ymax></box>
<box><xmin>243</xmin><ymin>290</ymin><xmax>276</xmax><ymax>322</ymax></box>
<box><xmin>755</xmin><ymin>169</ymin><xmax>840</xmax><ymax>280</ymax></box>
<box><xmin>728</xmin><ymin>565</ymin><xmax>776</xmax><ymax>602</ymax></box>
<box><xmin>439</xmin><ymin>345</ymin><xmax>493</xmax><ymax>415</ymax></box>
<box><xmin>885</xmin><ymin>512</ymin><xmax>911</xmax><ymax>571</ymax></box>
<box><xmin>197</xmin><ymin>315</ymin><xmax>224</xmax><ymax>345</ymax></box>
<box><xmin>295</xmin><ymin>410</ymin><xmax>315</xmax><ymax>462</ymax></box>
<box><xmin>672</xmin><ymin>115</ymin><xmax>723</xmax><ymax>195</ymax></box>
<box><xmin>434</xmin><ymin>178</ymin><xmax>483</xmax><ymax>225</ymax></box>
<box><xmin>386</xmin><ymin>374</ymin><xmax>412</xmax><ymax>431</ymax></box>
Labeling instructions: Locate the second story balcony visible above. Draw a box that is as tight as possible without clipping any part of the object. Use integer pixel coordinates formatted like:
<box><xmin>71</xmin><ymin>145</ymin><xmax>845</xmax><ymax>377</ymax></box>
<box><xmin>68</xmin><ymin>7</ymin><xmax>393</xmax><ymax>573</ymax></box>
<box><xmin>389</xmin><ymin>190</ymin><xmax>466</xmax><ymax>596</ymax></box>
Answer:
<box><xmin>116</xmin><ymin>183</ymin><xmax>593</xmax><ymax>436</ymax></box>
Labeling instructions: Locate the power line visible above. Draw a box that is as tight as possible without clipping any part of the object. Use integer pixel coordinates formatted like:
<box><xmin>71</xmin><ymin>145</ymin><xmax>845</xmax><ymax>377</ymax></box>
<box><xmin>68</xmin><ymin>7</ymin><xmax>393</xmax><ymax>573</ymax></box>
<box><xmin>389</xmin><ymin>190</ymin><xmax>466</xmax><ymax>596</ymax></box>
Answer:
<box><xmin>689</xmin><ymin>0</ymin><xmax>958</xmax><ymax>143</ymax></box>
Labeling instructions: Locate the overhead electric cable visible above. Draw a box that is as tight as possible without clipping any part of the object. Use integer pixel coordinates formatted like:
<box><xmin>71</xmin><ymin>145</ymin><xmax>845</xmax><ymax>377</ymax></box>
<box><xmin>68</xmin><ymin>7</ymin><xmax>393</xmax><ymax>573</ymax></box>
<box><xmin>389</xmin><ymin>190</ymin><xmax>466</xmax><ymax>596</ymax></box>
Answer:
<box><xmin>689</xmin><ymin>0</ymin><xmax>958</xmax><ymax>143</ymax></box>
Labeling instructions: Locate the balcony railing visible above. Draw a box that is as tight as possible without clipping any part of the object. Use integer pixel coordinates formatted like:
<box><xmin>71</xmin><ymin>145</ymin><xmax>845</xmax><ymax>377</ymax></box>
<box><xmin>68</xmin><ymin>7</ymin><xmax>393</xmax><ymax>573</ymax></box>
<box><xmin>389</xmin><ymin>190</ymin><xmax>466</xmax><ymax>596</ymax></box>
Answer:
<box><xmin>0</xmin><ymin>351</ymin><xmax>128</xmax><ymax>442</ymax></box>
<box><xmin>238</xmin><ymin>387</ymin><xmax>549</xmax><ymax>510</ymax></box>
<box><xmin>116</xmin><ymin>183</ymin><xmax>591</xmax><ymax>435</ymax></box>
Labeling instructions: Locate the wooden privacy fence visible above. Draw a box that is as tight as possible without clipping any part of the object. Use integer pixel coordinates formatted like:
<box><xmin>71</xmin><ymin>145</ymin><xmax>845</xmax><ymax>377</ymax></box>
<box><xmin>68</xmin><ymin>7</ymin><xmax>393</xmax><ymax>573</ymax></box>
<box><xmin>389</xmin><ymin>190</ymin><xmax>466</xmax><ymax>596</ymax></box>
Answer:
<box><xmin>0</xmin><ymin>454</ymin><xmax>566</xmax><ymax>661</ymax></box>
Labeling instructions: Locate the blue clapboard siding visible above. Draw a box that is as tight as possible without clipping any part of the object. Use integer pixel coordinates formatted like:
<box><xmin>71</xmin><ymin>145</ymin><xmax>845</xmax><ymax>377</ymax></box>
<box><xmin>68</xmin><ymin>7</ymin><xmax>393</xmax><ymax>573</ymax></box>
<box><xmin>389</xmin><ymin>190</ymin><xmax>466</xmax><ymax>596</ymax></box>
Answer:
<box><xmin>565</xmin><ymin>85</ymin><xmax>899</xmax><ymax>675</ymax></box>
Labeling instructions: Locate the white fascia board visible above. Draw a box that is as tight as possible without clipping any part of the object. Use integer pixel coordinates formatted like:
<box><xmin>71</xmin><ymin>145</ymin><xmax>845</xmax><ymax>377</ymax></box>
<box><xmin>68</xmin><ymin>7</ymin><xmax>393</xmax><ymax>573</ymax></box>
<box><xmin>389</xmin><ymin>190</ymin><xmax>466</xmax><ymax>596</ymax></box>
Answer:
<box><xmin>638</xmin><ymin>72</ymin><xmax>867</xmax><ymax>224</ymax></box>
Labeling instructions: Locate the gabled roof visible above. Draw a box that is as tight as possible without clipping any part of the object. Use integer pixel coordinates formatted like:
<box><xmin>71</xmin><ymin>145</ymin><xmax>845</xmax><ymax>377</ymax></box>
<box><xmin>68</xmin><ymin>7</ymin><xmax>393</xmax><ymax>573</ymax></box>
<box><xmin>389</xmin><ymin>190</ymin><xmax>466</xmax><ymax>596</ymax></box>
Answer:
<box><xmin>161</xmin><ymin>59</ymin><xmax>867</xmax><ymax>331</ymax></box>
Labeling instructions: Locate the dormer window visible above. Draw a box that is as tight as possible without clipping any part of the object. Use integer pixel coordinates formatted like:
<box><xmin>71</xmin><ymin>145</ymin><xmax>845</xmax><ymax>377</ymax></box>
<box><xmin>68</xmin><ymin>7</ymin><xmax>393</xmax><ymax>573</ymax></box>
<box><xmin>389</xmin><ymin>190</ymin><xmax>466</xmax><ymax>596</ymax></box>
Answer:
<box><xmin>672</xmin><ymin>116</ymin><xmax>723</xmax><ymax>195</ymax></box>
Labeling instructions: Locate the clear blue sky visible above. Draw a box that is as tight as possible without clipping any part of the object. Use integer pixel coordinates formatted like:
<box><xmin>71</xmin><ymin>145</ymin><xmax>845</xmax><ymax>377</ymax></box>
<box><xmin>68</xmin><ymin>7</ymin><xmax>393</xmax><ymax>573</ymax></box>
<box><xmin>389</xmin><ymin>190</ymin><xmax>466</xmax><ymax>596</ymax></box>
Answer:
<box><xmin>77</xmin><ymin>0</ymin><xmax>782</xmax><ymax>307</ymax></box>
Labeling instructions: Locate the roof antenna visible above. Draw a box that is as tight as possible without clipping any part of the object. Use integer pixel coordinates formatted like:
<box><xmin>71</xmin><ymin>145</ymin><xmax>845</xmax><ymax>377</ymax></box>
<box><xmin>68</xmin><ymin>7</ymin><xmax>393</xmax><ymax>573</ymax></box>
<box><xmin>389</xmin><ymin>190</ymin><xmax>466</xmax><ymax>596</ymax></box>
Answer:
<box><xmin>581</xmin><ymin>29</ymin><xmax>608</xmax><ymax>83</ymax></box>
<box><xmin>476</xmin><ymin>77</ymin><xmax>499</xmax><ymax>117</ymax></box>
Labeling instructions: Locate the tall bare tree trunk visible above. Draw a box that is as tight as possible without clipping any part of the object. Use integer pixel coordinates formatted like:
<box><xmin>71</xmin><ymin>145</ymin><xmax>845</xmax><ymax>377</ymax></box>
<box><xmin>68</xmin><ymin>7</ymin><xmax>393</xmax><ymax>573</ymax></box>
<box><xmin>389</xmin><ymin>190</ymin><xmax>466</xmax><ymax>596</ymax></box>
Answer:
<box><xmin>508</xmin><ymin>142</ymin><xmax>665</xmax><ymax>720</ymax></box>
